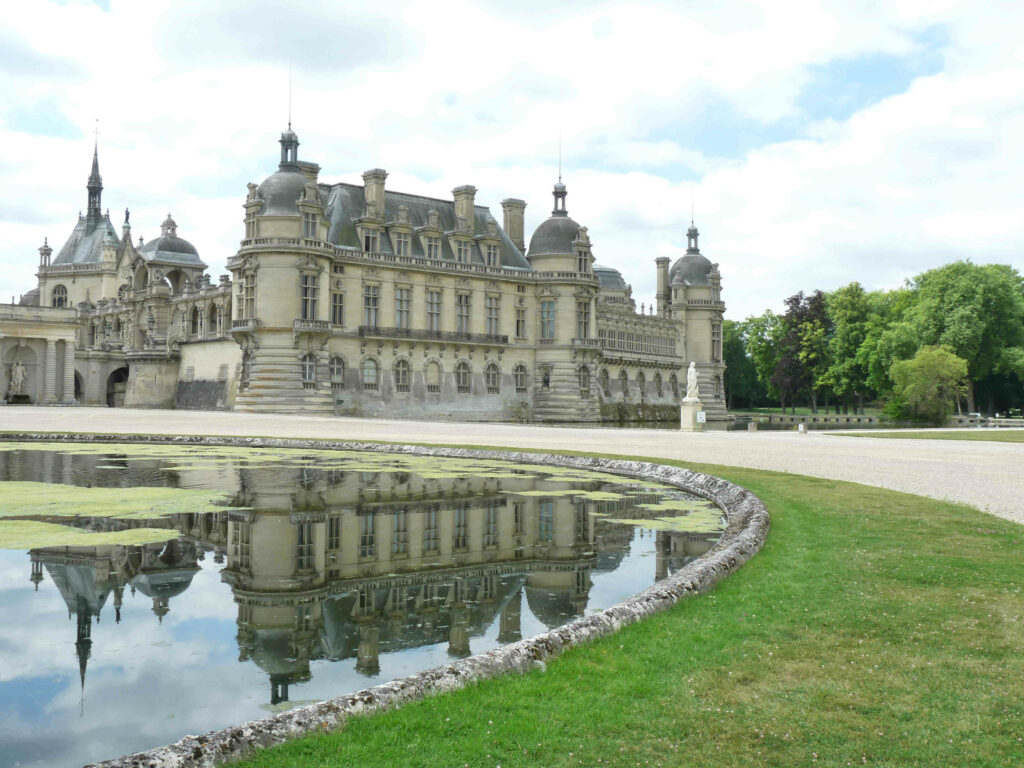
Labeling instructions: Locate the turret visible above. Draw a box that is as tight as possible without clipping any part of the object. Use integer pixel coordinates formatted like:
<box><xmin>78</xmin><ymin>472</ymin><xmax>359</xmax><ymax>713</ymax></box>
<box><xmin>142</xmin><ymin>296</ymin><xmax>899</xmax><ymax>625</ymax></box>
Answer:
<box><xmin>38</xmin><ymin>238</ymin><xmax>52</xmax><ymax>268</ymax></box>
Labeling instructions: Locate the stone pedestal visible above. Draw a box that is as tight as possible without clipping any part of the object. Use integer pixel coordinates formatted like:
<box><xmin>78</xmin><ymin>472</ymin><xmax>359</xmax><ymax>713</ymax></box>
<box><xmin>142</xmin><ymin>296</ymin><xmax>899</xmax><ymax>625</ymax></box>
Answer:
<box><xmin>680</xmin><ymin>399</ymin><xmax>705</xmax><ymax>432</ymax></box>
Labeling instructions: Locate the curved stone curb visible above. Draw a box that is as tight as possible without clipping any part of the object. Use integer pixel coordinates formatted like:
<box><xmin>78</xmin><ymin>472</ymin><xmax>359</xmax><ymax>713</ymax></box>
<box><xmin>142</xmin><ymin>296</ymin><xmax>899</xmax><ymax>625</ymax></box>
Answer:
<box><xmin>2</xmin><ymin>433</ymin><xmax>770</xmax><ymax>768</ymax></box>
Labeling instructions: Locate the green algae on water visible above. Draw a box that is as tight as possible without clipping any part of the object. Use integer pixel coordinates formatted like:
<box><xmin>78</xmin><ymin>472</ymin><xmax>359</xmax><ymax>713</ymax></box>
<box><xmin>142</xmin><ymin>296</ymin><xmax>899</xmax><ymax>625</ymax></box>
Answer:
<box><xmin>0</xmin><ymin>520</ymin><xmax>179</xmax><ymax>549</ymax></box>
<box><xmin>0</xmin><ymin>481</ymin><xmax>243</xmax><ymax>520</ymax></box>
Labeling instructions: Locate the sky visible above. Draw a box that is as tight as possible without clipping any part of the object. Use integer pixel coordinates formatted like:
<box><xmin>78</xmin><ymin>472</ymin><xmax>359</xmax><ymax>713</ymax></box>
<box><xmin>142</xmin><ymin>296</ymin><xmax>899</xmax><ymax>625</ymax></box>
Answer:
<box><xmin>2</xmin><ymin>0</ymin><xmax>1023</xmax><ymax>319</ymax></box>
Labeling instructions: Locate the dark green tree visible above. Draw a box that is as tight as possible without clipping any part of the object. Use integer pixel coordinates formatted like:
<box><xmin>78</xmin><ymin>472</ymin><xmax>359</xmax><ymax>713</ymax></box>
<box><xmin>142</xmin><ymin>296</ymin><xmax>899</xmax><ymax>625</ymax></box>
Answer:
<box><xmin>890</xmin><ymin>345</ymin><xmax>968</xmax><ymax>423</ymax></box>
<box><xmin>723</xmin><ymin>319</ymin><xmax>767</xmax><ymax>408</ymax></box>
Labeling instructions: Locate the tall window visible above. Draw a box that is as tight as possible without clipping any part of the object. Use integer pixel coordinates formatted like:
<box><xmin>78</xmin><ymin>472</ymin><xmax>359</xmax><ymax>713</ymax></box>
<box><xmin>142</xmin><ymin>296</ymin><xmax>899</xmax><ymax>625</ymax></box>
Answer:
<box><xmin>600</xmin><ymin>368</ymin><xmax>610</xmax><ymax>397</ymax></box>
<box><xmin>485</xmin><ymin>363</ymin><xmax>500</xmax><ymax>394</ymax></box>
<box><xmin>331</xmin><ymin>291</ymin><xmax>344</xmax><ymax>326</ymax></box>
<box><xmin>538</xmin><ymin>500</ymin><xmax>554</xmax><ymax>542</ymax></box>
<box><xmin>515</xmin><ymin>308</ymin><xmax>526</xmax><ymax>338</ymax></box>
<box><xmin>394</xmin><ymin>232</ymin><xmax>410</xmax><ymax>257</ymax></box>
<box><xmin>296</xmin><ymin>522</ymin><xmax>313</xmax><ymax>570</ymax></box>
<box><xmin>423</xmin><ymin>508</ymin><xmax>439</xmax><ymax>552</ymax></box>
<box><xmin>619</xmin><ymin>369</ymin><xmax>629</xmax><ymax>396</ymax></box>
<box><xmin>392</xmin><ymin>510</ymin><xmax>408</xmax><ymax>555</ymax></box>
<box><xmin>300</xmin><ymin>274</ymin><xmax>318</xmax><ymax>320</ymax></box>
<box><xmin>485</xmin><ymin>244</ymin><xmax>499</xmax><ymax>268</ymax></box>
<box><xmin>540</xmin><ymin>300</ymin><xmax>556</xmax><ymax>340</ymax></box>
<box><xmin>456</xmin><ymin>294</ymin><xmax>471</xmax><ymax>334</ymax></box>
<box><xmin>426</xmin><ymin>290</ymin><xmax>441</xmax><ymax>332</ymax></box>
<box><xmin>425</xmin><ymin>361</ymin><xmax>441</xmax><ymax>393</ymax></box>
<box><xmin>363</xmin><ymin>285</ymin><xmax>379</xmax><ymax>327</ymax></box>
<box><xmin>636</xmin><ymin>371</ymin><xmax>646</xmax><ymax>398</ymax></box>
<box><xmin>245</xmin><ymin>210</ymin><xmax>257</xmax><ymax>239</ymax></box>
<box><xmin>485</xmin><ymin>295</ymin><xmax>500</xmax><ymax>336</ymax></box>
<box><xmin>426</xmin><ymin>236</ymin><xmax>441</xmax><ymax>259</ymax></box>
<box><xmin>301</xmin><ymin>353</ymin><xmax>317</xmax><ymax>389</ymax></box>
<box><xmin>303</xmin><ymin>213</ymin><xmax>317</xmax><ymax>239</ymax></box>
<box><xmin>578</xmin><ymin>366</ymin><xmax>590</xmax><ymax>397</ymax></box>
<box><xmin>456</xmin><ymin>240</ymin><xmax>470</xmax><ymax>264</ymax></box>
<box><xmin>670</xmin><ymin>373</ymin><xmax>680</xmax><ymax>400</ymax></box>
<box><xmin>52</xmin><ymin>285</ymin><xmax>68</xmax><ymax>308</ymax></box>
<box><xmin>362</xmin><ymin>358</ymin><xmax>378</xmax><ymax>391</ymax></box>
<box><xmin>712</xmin><ymin>321</ymin><xmax>723</xmax><ymax>364</ymax></box>
<box><xmin>514</xmin><ymin>502</ymin><xmax>524</xmax><ymax>534</ymax></box>
<box><xmin>484</xmin><ymin>504</ymin><xmax>498</xmax><ymax>548</ymax></box>
<box><xmin>329</xmin><ymin>356</ymin><xmax>345</xmax><ymax>390</ymax></box>
<box><xmin>453</xmin><ymin>504</ymin><xmax>468</xmax><ymax>549</ymax></box>
<box><xmin>359</xmin><ymin>514</ymin><xmax>375</xmax><ymax>558</ymax></box>
<box><xmin>328</xmin><ymin>515</ymin><xmax>341</xmax><ymax>550</ymax></box>
<box><xmin>576</xmin><ymin>301</ymin><xmax>590</xmax><ymax>338</ymax></box>
<box><xmin>243</xmin><ymin>272</ymin><xmax>256</xmax><ymax>319</ymax></box>
<box><xmin>394</xmin><ymin>358</ymin><xmax>410</xmax><ymax>392</ymax></box>
<box><xmin>654</xmin><ymin>372</ymin><xmax>663</xmax><ymax>397</ymax></box>
<box><xmin>577</xmin><ymin>250</ymin><xmax>589</xmax><ymax>273</ymax></box>
<box><xmin>513</xmin><ymin>364</ymin><xmax>528</xmax><ymax>394</ymax></box>
<box><xmin>395</xmin><ymin>287</ymin><xmax>410</xmax><ymax>329</ymax></box>
<box><xmin>363</xmin><ymin>229</ymin><xmax>379</xmax><ymax>253</ymax></box>
<box><xmin>455</xmin><ymin>361</ymin><xmax>471</xmax><ymax>394</ymax></box>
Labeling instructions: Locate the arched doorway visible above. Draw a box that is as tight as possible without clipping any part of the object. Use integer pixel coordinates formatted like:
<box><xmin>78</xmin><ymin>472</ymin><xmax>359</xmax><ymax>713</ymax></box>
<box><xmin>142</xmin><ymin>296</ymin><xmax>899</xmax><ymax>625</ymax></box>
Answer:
<box><xmin>106</xmin><ymin>367</ymin><xmax>129</xmax><ymax>407</ymax></box>
<box><xmin>73</xmin><ymin>371</ymin><xmax>83</xmax><ymax>402</ymax></box>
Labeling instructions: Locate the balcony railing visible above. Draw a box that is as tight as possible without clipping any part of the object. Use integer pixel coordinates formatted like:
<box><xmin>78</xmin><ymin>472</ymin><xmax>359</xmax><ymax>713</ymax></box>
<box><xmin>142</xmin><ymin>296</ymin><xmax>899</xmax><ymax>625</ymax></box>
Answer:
<box><xmin>358</xmin><ymin>326</ymin><xmax>508</xmax><ymax>345</ymax></box>
<box><xmin>293</xmin><ymin>319</ymin><xmax>331</xmax><ymax>333</ymax></box>
<box><xmin>230</xmin><ymin>318</ymin><xmax>261</xmax><ymax>333</ymax></box>
<box><xmin>572</xmin><ymin>338</ymin><xmax>601</xmax><ymax>347</ymax></box>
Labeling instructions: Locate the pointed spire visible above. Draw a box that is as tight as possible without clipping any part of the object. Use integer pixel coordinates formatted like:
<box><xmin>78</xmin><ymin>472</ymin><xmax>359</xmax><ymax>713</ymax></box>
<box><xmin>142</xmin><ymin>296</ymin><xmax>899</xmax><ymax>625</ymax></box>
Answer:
<box><xmin>85</xmin><ymin>134</ymin><xmax>103</xmax><ymax>229</ymax></box>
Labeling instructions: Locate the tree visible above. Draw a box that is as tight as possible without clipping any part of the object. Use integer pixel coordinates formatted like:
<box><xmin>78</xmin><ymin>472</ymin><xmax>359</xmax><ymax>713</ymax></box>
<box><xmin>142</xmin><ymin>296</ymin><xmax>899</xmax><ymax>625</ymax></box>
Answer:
<box><xmin>823</xmin><ymin>282</ymin><xmax>873</xmax><ymax>413</ymax></box>
<box><xmin>890</xmin><ymin>346</ymin><xmax>968</xmax><ymax>423</ymax></box>
<box><xmin>743</xmin><ymin>310</ymin><xmax>783</xmax><ymax>406</ymax></box>
<box><xmin>723</xmin><ymin>319</ymin><xmax>767</xmax><ymax>408</ymax></box>
<box><xmin>772</xmin><ymin>291</ymin><xmax>832</xmax><ymax>413</ymax></box>
<box><xmin>907</xmin><ymin>261</ymin><xmax>1024</xmax><ymax>413</ymax></box>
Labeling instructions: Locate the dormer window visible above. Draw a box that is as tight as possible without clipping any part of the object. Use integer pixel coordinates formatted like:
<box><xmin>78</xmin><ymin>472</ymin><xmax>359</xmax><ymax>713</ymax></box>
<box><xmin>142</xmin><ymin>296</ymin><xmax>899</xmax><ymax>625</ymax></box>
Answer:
<box><xmin>456</xmin><ymin>240</ymin><xmax>470</xmax><ymax>264</ymax></box>
<box><xmin>303</xmin><ymin>213</ymin><xmax>317</xmax><ymax>239</ymax></box>
<box><xmin>363</xmin><ymin>229</ymin><xmax>379</xmax><ymax>253</ymax></box>
<box><xmin>485</xmin><ymin>244</ymin><xmax>499</xmax><ymax>268</ymax></box>
<box><xmin>426</xmin><ymin>236</ymin><xmax>441</xmax><ymax>260</ymax></box>
<box><xmin>577</xmin><ymin>250</ymin><xmax>589</xmax><ymax>273</ymax></box>
<box><xmin>245</xmin><ymin>210</ymin><xmax>258</xmax><ymax>239</ymax></box>
<box><xmin>394</xmin><ymin>232</ymin><xmax>410</xmax><ymax>256</ymax></box>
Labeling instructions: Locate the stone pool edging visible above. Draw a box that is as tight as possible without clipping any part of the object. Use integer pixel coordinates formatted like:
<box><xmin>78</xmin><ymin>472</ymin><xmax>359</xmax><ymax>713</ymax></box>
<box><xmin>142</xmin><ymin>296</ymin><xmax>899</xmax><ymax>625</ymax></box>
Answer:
<box><xmin>3</xmin><ymin>433</ymin><xmax>770</xmax><ymax>768</ymax></box>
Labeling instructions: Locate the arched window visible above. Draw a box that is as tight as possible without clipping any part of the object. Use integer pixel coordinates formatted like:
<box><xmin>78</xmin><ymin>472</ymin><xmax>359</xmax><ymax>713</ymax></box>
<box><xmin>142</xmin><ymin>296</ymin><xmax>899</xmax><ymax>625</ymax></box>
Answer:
<box><xmin>654</xmin><ymin>371</ymin><xmax>663</xmax><ymax>397</ymax></box>
<box><xmin>329</xmin><ymin>356</ymin><xmax>345</xmax><ymax>390</ymax></box>
<box><xmin>362</xmin><ymin>358</ymin><xmax>378</xmax><ymax>391</ymax></box>
<box><xmin>599</xmin><ymin>368</ymin><xmax>610</xmax><ymax>397</ymax></box>
<box><xmin>88</xmin><ymin>322</ymin><xmax>96</xmax><ymax>347</ymax></box>
<box><xmin>455</xmin><ymin>361</ymin><xmax>471</xmax><ymax>394</ymax></box>
<box><xmin>190</xmin><ymin>307</ymin><xmax>200</xmax><ymax>337</ymax></box>
<box><xmin>113</xmin><ymin>318</ymin><xmax>122</xmax><ymax>338</ymax></box>
<box><xmin>485</xmin><ymin>363</ymin><xmax>500</xmax><ymax>394</ymax></box>
<box><xmin>301</xmin><ymin>353</ymin><xmax>317</xmax><ymax>389</ymax></box>
<box><xmin>394</xmin><ymin>358</ymin><xmax>410</xmax><ymax>393</ymax></box>
<box><xmin>619</xmin><ymin>369</ymin><xmax>629</xmax><ymax>396</ymax></box>
<box><xmin>513</xmin><ymin>364</ymin><xmax>529</xmax><ymax>394</ymax></box>
<box><xmin>425</xmin><ymin>361</ymin><xmax>441</xmax><ymax>393</ymax></box>
<box><xmin>209</xmin><ymin>304</ymin><xmax>220</xmax><ymax>336</ymax></box>
<box><xmin>670</xmin><ymin>373</ymin><xmax>679</xmax><ymax>401</ymax></box>
<box><xmin>578</xmin><ymin>366</ymin><xmax>590</xmax><ymax>396</ymax></box>
<box><xmin>636</xmin><ymin>371</ymin><xmax>646</xmax><ymax>398</ymax></box>
<box><xmin>52</xmin><ymin>284</ymin><xmax>68</xmax><ymax>308</ymax></box>
<box><xmin>240</xmin><ymin>351</ymin><xmax>253</xmax><ymax>390</ymax></box>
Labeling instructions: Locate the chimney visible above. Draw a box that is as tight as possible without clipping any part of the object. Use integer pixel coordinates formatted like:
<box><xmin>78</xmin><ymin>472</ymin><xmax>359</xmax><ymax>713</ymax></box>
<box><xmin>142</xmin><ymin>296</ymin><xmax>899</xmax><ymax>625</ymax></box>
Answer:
<box><xmin>298</xmin><ymin>161</ymin><xmax>321</xmax><ymax>184</ymax></box>
<box><xmin>655</xmin><ymin>257</ymin><xmax>670</xmax><ymax>316</ymax></box>
<box><xmin>501</xmin><ymin>198</ymin><xmax>526</xmax><ymax>253</ymax></box>
<box><xmin>362</xmin><ymin>169</ymin><xmax>387</xmax><ymax>219</ymax></box>
<box><xmin>452</xmin><ymin>185</ymin><xmax>477</xmax><ymax>230</ymax></box>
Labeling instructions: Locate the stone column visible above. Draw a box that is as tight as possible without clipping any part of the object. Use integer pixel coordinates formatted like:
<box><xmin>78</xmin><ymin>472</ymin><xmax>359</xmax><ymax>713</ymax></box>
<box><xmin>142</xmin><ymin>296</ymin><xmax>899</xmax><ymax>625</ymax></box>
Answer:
<box><xmin>43</xmin><ymin>339</ymin><xmax>57</xmax><ymax>402</ymax></box>
<box><xmin>62</xmin><ymin>341</ymin><xmax>76</xmax><ymax>403</ymax></box>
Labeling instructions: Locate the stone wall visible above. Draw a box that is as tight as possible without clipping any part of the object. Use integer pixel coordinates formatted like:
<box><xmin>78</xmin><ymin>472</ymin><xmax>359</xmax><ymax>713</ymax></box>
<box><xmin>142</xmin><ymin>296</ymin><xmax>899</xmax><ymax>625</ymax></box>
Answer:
<box><xmin>0</xmin><ymin>433</ymin><xmax>768</xmax><ymax>768</ymax></box>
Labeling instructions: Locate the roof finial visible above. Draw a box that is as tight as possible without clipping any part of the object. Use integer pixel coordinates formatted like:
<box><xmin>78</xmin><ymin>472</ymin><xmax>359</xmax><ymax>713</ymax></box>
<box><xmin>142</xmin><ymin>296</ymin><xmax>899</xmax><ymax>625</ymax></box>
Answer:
<box><xmin>690</xmin><ymin>189</ymin><xmax>694</xmax><ymax>226</ymax></box>
<box><xmin>558</xmin><ymin>128</ymin><xmax>562</xmax><ymax>184</ymax></box>
<box><xmin>287</xmin><ymin>63</ymin><xmax>292</xmax><ymax>131</ymax></box>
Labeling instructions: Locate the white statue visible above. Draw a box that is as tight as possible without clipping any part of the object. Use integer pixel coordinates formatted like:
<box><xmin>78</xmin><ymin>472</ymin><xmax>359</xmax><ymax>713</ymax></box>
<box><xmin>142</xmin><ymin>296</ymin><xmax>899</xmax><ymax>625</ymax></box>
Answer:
<box><xmin>684</xmin><ymin>361</ymin><xmax>700</xmax><ymax>402</ymax></box>
<box><xmin>9</xmin><ymin>360</ymin><xmax>26</xmax><ymax>396</ymax></box>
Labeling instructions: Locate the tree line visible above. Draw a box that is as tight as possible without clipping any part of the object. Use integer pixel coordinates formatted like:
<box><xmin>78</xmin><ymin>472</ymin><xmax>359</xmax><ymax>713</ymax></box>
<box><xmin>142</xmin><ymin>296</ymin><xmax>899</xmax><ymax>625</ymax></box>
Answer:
<box><xmin>724</xmin><ymin>260</ymin><xmax>1024</xmax><ymax>420</ymax></box>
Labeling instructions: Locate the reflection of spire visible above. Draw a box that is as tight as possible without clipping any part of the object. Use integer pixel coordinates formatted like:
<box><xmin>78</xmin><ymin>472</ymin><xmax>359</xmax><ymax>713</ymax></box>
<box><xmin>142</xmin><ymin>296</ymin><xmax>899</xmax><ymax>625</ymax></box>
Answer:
<box><xmin>75</xmin><ymin>596</ymin><xmax>92</xmax><ymax>717</ymax></box>
<box><xmin>30</xmin><ymin>558</ymin><xmax>44</xmax><ymax>590</ymax></box>
<box><xmin>113</xmin><ymin>585</ymin><xmax>124</xmax><ymax>624</ymax></box>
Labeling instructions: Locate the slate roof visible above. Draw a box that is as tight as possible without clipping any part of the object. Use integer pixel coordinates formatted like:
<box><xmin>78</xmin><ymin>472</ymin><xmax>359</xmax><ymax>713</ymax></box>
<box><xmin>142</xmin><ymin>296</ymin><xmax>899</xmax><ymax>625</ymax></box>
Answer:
<box><xmin>594</xmin><ymin>265</ymin><xmax>628</xmax><ymax>291</ymax></box>
<box><xmin>138</xmin><ymin>234</ymin><xmax>205</xmax><ymax>266</ymax></box>
<box><xmin>51</xmin><ymin>216</ymin><xmax>120</xmax><ymax>265</ymax></box>
<box><xmin>527</xmin><ymin>213</ymin><xmax>582</xmax><ymax>257</ymax></box>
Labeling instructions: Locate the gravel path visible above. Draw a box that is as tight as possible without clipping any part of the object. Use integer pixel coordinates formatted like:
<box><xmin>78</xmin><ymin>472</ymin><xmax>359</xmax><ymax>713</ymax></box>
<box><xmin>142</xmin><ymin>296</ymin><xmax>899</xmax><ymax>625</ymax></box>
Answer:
<box><xmin>2</xmin><ymin>406</ymin><xmax>1021</xmax><ymax>524</ymax></box>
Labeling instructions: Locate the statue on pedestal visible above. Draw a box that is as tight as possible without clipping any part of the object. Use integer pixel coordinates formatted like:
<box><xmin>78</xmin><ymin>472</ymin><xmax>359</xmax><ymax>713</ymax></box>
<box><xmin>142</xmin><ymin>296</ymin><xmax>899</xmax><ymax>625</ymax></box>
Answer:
<box><xmin>9</xmin><ymin>360</ymin><xmax>26</xmax><ymax>396</ymax></box>
<box><xmin>683</xmin><ymin>361</ymin><xmax>700</xmax><ymax>402</ymax></box>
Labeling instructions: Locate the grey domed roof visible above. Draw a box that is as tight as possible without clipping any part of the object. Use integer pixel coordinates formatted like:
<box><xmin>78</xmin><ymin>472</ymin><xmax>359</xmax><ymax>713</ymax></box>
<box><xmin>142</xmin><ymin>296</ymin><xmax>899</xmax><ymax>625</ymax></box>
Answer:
<box><xmin>19</xmin><ymin>288</ymin><xmax>40</xmax><ymax>306</ymax></box>
<box><xmin>138</xmin><ymin>216</ymin><xmax>204</xmax><ymax>266</ymax></box>
<box><xmin>527</xmin><ymin>214</ymin><xmax>581</xmax><ymax>257</ymax></box>
<box><xmin>669</xmin><ymin>225</ymin><xmax>711</xmax><ymax>286</ymax></box>
<box><xmin>594</xmin><ymin>265</ymin><xmax>627</xmax><ymax>291</ymax></box>
<box><xmin>131</xmin><ymin>567</ymin><xmax>199</xmax><ymax>601</ymax></box>
<box><xmin>256</xmin><ymin>168</ymin><xmax>309</xmax><ymax>216</ymax></box>
<box><xmin>669</xmin><ymin>252</ymin><xmax>712</xmax><ymax>286</ymax></box>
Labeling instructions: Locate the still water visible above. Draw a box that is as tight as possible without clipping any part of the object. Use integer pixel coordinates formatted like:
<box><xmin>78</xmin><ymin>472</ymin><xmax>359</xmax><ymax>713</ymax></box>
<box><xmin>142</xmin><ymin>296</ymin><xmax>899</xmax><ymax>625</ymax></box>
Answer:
<box><xmin>0</xmin><ymin>442</ymin><xmax>724</xmax><ymax>768</ymax></box>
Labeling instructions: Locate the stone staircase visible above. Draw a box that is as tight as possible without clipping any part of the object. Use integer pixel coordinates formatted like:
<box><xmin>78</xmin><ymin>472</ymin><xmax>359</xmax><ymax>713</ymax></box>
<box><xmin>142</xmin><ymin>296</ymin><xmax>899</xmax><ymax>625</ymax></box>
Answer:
<box><xmin>234</xmin><ymin>348</ymin><xmax>334</xmax><ymax>415</ymax></box>
<box><xmin>532</xmin><ymin>365</ymin><xmax>601</xmax><ymax>423</ymax></box>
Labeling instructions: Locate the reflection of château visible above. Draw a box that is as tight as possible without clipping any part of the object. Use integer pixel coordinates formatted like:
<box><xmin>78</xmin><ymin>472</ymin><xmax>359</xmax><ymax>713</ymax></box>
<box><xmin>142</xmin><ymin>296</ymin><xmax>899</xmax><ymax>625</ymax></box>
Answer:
<box><xmin>20</xmin><ymin>450</ymin><xmax>717</xmax><ymax>706</ymax></box>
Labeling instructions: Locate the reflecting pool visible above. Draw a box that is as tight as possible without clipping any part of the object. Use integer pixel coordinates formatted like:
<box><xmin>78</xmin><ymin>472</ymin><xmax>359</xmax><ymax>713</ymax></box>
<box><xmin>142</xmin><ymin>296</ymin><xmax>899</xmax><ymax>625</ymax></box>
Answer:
<box><xmin>0</xmin><ymin>442</ymin><xmax>724</xmax><ymax>768</ymax></box>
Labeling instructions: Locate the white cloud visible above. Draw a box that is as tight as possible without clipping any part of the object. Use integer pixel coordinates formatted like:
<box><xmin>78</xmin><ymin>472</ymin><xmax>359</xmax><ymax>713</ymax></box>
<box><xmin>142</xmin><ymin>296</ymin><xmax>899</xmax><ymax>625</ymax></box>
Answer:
<box><xmin>1</xmin><ymin>0</ymin><xmax>1023</xmax><ymax>319</ymax></box>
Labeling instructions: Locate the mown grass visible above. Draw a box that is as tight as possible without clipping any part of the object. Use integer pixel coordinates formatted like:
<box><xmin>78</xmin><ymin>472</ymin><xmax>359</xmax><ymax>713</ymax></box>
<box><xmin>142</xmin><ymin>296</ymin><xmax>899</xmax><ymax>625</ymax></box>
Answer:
<box><xmin>230</xmin><ymin>456</ymin><xmax>1024</xmax><ymax>768</ymax></box>
<box><xmin>838</xmin><ymin>429</ymin><xmax>1024</xmax><ymax>443</ymax></box>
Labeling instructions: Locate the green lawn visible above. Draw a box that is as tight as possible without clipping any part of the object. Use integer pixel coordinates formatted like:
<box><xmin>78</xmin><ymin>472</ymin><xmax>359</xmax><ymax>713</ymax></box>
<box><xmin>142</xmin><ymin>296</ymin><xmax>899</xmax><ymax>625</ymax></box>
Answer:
<box><xmin>231</xmin><ymin>455</ymin><xmax>1024</xmax><ymax>768</ymax></box>
<box><xmin>838</xmin><ymin>429</ymin><xmax>1024</xmax><ymax>443</ymax></box>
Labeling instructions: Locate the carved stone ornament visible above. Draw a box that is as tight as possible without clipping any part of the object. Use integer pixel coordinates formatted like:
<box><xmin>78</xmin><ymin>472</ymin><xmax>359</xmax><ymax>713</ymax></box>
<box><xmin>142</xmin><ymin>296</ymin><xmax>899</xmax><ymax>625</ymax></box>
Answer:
<box><xmin>296</xmin><ymin>255</ymin><xmax>321</xmax><ymax>272</ymax></box>
<box><xmin>486</xmin><ymin>279</ymin><xmax>500</xmax><ymax>290</ymax></box>
<box><xmin>456</xmin><ymin>277</ymin><xmax>470</xmax><ymax>288</ymax></box>
<box><xmin>364</xmin><ymin>266</ymin><xmax>380</xmax><ymax>279</ymax></box>
<box><xmin>537</xmin><ymin>285</ymin><xmax>560</xmax><ymax>298</ymax></box>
